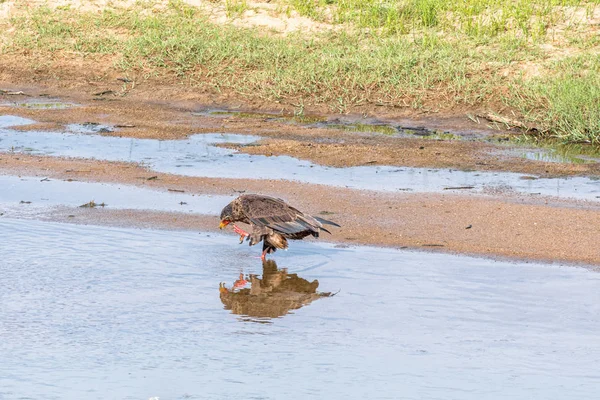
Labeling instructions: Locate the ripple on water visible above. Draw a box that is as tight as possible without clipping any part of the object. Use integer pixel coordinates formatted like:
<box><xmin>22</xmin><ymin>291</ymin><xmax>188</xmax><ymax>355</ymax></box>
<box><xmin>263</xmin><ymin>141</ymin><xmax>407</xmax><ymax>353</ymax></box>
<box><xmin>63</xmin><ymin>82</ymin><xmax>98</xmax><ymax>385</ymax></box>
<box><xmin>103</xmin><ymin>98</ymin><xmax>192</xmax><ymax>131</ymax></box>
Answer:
<box><xmin>1</xmin><ymin>218</ymin><xmax>600</xmax><ymax>399</ymax></box>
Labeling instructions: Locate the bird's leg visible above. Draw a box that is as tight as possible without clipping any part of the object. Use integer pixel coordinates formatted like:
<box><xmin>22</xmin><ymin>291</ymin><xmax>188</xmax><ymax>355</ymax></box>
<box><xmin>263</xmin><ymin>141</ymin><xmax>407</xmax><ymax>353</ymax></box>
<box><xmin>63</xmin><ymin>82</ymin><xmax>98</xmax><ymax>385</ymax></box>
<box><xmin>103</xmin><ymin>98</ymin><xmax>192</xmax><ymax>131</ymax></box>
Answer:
<box><xmin>261</xmin><ymin>248</ymin><xmax>268</xmax><ymax>261</ymax></box>
<box><xmin>233</xmin><ymin>224</ymin><xmax>249</xmax><ymax>244</ymax></box>
<box><xmin>233</xmin><ymin>272</ymin><xmax>248</xmax><ymax>289</ymax></box>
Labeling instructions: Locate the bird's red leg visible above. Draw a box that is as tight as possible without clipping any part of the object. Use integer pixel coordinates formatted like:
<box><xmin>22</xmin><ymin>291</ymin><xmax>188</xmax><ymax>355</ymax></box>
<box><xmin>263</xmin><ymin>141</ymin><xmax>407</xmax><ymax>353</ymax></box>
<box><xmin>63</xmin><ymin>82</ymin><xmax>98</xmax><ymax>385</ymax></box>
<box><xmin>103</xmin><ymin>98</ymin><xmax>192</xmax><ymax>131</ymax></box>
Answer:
<box><xmin>261</xmin><ymin>248</ymin><xmax>268</xmax><ymax>261</ymax></box>
<box><xmin>233</xmin><ymin>224</ymin><xmax>249</xmax><ymax>244</ymax></box>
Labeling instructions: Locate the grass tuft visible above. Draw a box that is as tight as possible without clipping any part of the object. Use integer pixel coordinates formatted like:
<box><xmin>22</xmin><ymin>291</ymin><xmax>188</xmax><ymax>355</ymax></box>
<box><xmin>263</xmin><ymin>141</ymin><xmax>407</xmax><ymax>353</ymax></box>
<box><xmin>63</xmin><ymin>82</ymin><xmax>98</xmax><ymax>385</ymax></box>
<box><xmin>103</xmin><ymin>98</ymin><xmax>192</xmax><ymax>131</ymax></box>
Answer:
<box><xmin>225</xmin><ymin>0</ymin><xmax>250</xmax><ymax>18</ymax></box>
<box><xmin>514</xmin><ymin>55</ymin><xmax>600</xmax><ymax>143</ymax></box>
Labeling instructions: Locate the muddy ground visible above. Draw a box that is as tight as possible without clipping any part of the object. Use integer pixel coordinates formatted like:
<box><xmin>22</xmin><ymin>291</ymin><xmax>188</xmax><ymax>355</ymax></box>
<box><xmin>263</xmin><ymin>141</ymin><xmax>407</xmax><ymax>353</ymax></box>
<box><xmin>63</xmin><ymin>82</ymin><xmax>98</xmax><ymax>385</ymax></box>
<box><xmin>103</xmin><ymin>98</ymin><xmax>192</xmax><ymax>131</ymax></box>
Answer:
<box><xmin>1</xmin><ymin>84</ymin><xmax>600</xmax><ymax>266</ymax></box>
<box><xmin>2</xmin><ymin>83</ymin><xmax>599</xmax><ymax>176</ymax></box>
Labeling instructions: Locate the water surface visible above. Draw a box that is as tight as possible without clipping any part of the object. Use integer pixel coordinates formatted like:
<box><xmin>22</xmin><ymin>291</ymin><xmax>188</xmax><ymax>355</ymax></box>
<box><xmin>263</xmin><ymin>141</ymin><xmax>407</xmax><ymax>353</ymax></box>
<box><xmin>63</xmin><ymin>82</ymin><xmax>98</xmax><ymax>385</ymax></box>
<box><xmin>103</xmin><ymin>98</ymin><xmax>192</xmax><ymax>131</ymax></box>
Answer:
<box><xmin>0</xmin><ymin>114</ymin><xmax>35</xmax><ymax>128</ymax></box>
<box><xmin>0</xmin><ymin>175</ymin><xmax>233</xmax><ymax>216</ymax></box>
<box><xmin>0</xmin><ymin>99</ymin><xmax>78</xmax><ymax>110</ymax></box>
<box><xmin>1</xmin><ymin>218</ymin><xmax>599</xmax><ymax>399</ymax></box>
<box><xmin>1</xmin><ymin>120</ymin><xmax>599</xmax><ymax>200</ymax></box>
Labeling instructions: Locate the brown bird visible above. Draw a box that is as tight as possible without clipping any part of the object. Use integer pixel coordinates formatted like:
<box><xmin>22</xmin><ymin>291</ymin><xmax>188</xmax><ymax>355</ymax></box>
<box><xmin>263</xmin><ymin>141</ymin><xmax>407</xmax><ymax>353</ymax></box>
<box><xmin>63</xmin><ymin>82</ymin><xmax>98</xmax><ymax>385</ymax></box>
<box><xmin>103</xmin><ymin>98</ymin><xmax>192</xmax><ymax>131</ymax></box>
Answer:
<box><xmin>219</xmin><ymin>194</ymin><xmax>340</xmax><ymax>260</ymax></box>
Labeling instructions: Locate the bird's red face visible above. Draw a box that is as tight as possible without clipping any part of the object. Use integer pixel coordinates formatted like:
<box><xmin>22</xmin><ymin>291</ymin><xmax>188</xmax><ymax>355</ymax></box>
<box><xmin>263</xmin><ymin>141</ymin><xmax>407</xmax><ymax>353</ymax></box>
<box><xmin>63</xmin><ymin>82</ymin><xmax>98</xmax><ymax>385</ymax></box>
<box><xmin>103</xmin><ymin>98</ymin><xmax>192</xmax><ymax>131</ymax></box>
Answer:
<box><xmin>219</xmin><ymin>219</ymin><xmax>231</xmax><ymax>229</ymax></box>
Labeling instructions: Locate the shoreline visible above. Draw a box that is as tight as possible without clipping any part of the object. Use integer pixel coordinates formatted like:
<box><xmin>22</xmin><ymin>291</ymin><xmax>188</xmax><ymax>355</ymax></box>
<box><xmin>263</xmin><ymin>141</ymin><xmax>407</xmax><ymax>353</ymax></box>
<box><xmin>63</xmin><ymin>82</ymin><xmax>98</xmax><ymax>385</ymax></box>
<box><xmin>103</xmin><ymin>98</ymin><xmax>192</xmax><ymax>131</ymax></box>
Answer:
<box><xmin>2</xmin><ymin>154</ymin><xmax>600</xmax><ymax>266</ymax></box>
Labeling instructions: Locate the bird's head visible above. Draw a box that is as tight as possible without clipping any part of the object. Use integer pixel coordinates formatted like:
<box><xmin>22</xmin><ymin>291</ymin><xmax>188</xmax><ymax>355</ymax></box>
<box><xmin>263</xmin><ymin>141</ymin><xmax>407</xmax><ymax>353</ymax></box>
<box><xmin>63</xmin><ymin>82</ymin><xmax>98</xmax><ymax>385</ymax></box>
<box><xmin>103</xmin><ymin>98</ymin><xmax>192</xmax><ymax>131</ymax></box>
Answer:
<box><xmin>219</xmin><ymin>203</ymin><xmax>234</xmax><ymax>229</ymax></box>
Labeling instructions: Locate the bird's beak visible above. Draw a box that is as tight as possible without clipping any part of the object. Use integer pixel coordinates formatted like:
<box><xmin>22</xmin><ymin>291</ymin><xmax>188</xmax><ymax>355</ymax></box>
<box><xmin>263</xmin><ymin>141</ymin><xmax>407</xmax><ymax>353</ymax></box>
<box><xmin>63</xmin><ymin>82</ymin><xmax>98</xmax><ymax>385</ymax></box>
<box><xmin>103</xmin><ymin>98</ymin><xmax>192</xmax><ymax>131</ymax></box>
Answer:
<box><xmin>219</xmin><ymin>220</ymin><xmax>230</xmax><ymax>229</ymax></box>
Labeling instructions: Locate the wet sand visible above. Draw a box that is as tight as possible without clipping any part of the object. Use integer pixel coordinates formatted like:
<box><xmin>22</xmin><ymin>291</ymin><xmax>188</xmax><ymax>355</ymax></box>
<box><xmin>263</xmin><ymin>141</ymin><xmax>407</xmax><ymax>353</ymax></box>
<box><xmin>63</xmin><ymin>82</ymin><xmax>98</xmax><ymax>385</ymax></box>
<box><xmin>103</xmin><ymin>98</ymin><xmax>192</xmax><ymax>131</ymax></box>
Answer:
<box><xmin>2</xmin><ymin>87</ymin><xmax>600</xmax><ymax>177</ymax></box>
<box><xmin>2</xmin><ymin>152</ymin><xmax>600</xmax><ymax>265</ymax></box>
<box><xmin>2</xmin><ymin>84</ymin><xmax>600</xmax><ymax>266</ymax></box>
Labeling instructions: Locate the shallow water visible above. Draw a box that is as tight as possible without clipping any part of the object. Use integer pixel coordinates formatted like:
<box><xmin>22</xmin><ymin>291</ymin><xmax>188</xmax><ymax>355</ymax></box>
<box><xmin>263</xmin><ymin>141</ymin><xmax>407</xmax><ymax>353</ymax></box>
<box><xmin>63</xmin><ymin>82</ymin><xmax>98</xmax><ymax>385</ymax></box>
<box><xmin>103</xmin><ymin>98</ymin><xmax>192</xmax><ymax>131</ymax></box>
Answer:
<box><xmin>0</xmin><ymin>114</ymin><xmax>35</xmax><ymax>128</ymax></box>
<box><xmin>192</xmin><ymin>108</ymin><xmax>475</xmax><ymax>138</ymax></box>
<box><xmin>0</xmin><ymin>99</ymin><xmax>78</xmax><ymax>110</ymax></box>
<box><xmin>0</xmin><ymin>175</ymin><xmax>233</xmax><ymax>216</ymax></box>
<box><xmin>1</xmin><ymin>218</ymin><xmax>600</xmax><ymax>399</ymax></box>
<box><xmin>521</xmin><ymin>149</ymin><xmax>595</xmax><ymax>164</ymax></box>
<box><xmin>1</xmin><ymin>118</ymin><xmax>599</xmax><ymax>200</ymax></box>
<box><xmin>67</xmin><ymin>122</ymin><xmax>114</xmax><ymax>134</ymax></box>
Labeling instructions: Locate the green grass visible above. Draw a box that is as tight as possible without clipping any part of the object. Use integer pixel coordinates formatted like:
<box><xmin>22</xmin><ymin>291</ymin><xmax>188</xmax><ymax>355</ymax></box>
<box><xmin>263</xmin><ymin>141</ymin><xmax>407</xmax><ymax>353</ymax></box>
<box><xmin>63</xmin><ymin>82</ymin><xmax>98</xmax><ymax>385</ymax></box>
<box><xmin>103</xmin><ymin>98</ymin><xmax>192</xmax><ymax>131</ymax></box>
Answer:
<box><xmin>6</xmin><ymin>2</ymin><xmax>491</xmax><ymax>102</ymax></box>
<box><xmin>514</xmin><ymin>55</ymin><xmax>600</xmax><ymax>143</ymax></box>
<box><xmin>225</xmin><ymin>0</ymin><xmax>250</xmax><ymax>18</ymax></box>
<box><xmin>282</xmin><ymin>0</ymin><xmax>598</xmax><ymax>39</ymax></box>
<box><xmin>2</xmin><ymin>0</ymin><xmax>600</xmax><ymax>143</ymax></box>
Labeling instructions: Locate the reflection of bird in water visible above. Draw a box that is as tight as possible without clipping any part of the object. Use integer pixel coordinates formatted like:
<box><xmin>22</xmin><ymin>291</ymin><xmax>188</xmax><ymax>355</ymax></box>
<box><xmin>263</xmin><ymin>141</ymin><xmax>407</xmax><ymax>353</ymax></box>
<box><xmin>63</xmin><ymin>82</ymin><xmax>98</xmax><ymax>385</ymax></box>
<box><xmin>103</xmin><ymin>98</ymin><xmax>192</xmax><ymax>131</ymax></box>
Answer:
<box><xmin>219</xmin><ymin>260</ymin><xmax>333</xmax><ymax>319</ymax></box>
<box><xmin>232</xmin><ymin>273</ymin><xmax>248</xmax><ymax>290</ymax></box>
<box><xmin>219</xmin><ymin>194</ymin><xmax>340</xmax><ymax>260</ymax></box>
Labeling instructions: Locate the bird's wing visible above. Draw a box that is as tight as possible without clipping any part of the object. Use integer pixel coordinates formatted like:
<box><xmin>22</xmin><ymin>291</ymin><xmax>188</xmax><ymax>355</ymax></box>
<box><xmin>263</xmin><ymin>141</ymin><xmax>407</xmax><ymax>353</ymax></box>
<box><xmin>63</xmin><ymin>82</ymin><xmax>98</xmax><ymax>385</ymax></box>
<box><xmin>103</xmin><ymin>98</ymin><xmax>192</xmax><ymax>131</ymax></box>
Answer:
<box><xmin>240</xmin><ymin>195</ymin><xmax>322</xmax><ymax>235</ymax></box>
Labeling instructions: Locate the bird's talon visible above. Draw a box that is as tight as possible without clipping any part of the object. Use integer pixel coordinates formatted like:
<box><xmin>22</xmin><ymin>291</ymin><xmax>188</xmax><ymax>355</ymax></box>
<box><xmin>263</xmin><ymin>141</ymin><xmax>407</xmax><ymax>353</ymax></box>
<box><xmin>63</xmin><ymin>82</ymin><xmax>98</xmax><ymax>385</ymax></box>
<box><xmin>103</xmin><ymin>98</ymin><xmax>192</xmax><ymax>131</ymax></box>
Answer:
<box><xmin>233</xmin><ymin>224</ymin><xmax>249</xmax><ymax>237</ymax></box>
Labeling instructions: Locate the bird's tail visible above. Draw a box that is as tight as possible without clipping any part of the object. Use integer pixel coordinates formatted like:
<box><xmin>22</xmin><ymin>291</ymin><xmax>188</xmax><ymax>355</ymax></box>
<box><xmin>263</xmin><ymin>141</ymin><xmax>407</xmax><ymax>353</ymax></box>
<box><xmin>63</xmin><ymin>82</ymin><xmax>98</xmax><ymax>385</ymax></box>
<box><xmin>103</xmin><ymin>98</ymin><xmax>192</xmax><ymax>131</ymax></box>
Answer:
<box><xmin>313</xmin><ymin>216</ymin><xmax>340</xmax><ymax>234</ymax></box>
<box><xmin>314</xmin><ymin>216</ymin><xmax>341</xmax><ymax>227</ymax></box>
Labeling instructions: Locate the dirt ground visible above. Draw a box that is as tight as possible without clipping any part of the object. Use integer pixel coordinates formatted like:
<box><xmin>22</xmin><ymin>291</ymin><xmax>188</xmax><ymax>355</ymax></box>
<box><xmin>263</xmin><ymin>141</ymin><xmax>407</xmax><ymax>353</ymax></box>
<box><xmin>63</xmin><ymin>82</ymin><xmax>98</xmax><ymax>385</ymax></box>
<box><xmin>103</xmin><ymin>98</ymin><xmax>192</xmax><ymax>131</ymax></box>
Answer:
<box><xmin>1</xmin><ymin>81</ymin><xmax>600</xmax><ymax>266</ymax></box>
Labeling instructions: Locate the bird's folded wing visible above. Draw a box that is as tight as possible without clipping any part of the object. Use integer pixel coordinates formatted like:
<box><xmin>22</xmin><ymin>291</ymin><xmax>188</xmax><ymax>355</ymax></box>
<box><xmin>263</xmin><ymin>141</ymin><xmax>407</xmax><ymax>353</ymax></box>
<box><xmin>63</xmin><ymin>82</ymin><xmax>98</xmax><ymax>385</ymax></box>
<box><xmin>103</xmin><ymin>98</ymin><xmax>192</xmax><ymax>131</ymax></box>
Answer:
<box><xmin>242</xmin><ymin>195</ymin><xmax>323</xmax><ymax>234</ymax></box>
<box><xmin>250</xmin><ymin>215</ymin><xmax>317</xmax><ymax>234</ymax></box>
<box><xmin>242</xmin><ymin>195</ymin><xmax>299</xmax><ymax>216</ymax></box>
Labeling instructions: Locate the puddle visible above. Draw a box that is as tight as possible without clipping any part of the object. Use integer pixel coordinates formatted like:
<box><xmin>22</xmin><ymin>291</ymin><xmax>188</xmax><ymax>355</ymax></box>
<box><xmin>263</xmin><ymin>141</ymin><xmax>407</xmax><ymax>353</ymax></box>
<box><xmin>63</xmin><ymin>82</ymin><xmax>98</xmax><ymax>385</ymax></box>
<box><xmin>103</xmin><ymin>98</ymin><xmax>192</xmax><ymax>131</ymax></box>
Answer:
<box><xmin>0</xmin><ymin>175</ymin><xmax>233</xmax><ymax>216</ymax></box>
<box><xmin>1</xmin><ymin>125</ymin><xmax>600</xmax><ymax>201</ymax></box>
<box><xmin>192</xmin><ymin>108</ymin><xmax>325</xmax><ymax>124</ymax></box>
<box><xmin>0</xmin><ymin>115</ymin><xmax>36</xmax><ymax>128</ymax></box>
<box><xmin>504</xmin><ymin>137</ymin><xmax>600</xmax><ymax>165</ymax></box>
<box><xmin>315</xmin><ymin>121</ymin><xmax>399</xmax><ymax>135</ymax></box>
<box><xmin>1</xmin><ymin>217</ymin><xmax>600</xmax><ymax>399</ymax></box>
<box><xmin>192</xmin><ymin>108</ymin><xmax>468</xmax><ymax>138</ymax></box>
<box><xmin>521</xmin><ymin>149</ymin><xmax>593</xmax><ymax>164</ymax></box>
<box><xmin>310</xmin><ymin>120</ymin><xmax>464</xmax><ymax>140</ymax></box>
<box><xmin>67</xmin><ymin>122</ymin><xmax>114</xmax><ymax>134</ymax></box>
<box><xmin>0</xmin><ymin>99</ymin><xmax>78</xmax><ymax>110</ymax></box>
<box><xmin>506</xmin><ymin>147</ymin><xmax>599</xmax><ymax>165</ymax></box>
